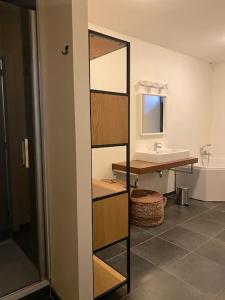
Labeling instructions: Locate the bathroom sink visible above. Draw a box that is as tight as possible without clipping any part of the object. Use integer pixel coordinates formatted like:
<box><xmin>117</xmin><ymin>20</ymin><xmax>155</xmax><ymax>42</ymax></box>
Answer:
<box><xmin>136</xmin><ymin>149</ymin><xmax>190</xmax><ymax>163</ymax></box>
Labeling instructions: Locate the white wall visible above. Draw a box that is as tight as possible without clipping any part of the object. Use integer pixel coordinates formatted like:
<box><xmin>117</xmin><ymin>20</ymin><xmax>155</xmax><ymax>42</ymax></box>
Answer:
<box><xmin>89</xmin><ymin>23</ymin><xmax>213</xmax><ymax>193</ymax></box>
<box><xmin>38</xmin><ymin>1</ymin><xmax>92</xmax><ymax>299</ymax></box>
<box><xmin>92</xmin><ymin>147</ymin><xmax>126</xmax><ymax>179</ymax></box>
<box><xmin>90</xmin><ymin>47</ymin><xmax>127</xmax><ymax>93</ymax></box>
<box><xmin>72</xmin><ymin>2</ymin><xmax>93</xmax><ymax>299</ymax></box>
<box><xmin>211</xmin><ymin>63</ymin><xmax>225</xmax><ymax>158</ymax></box>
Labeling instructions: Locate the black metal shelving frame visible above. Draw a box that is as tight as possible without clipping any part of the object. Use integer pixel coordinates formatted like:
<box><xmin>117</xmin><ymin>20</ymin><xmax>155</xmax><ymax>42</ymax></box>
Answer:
<box><xmin>89</xmin><ymin>30</ymin><xmax>131</xmax><ymax>299</ymax></box>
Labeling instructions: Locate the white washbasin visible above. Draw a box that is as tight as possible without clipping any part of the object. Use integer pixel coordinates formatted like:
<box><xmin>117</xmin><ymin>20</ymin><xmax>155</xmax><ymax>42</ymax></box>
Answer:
<box><xmin>136</xmin><ymin>149</ymin><xmax>190</xmax><ymax>163</ymax></box>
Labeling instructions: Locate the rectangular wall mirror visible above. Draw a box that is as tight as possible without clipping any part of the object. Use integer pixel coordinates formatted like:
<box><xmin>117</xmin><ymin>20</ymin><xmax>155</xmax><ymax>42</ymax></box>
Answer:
<box><xmin>140</xmin><ymin>94</ymin><xmax>164</xmax><ymax>135</ymax></box>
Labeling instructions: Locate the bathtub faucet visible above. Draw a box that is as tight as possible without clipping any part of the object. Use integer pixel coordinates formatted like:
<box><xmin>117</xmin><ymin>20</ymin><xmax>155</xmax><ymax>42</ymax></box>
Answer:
<box><xmin>200</xmin><ymin>144</ymin><xmax>212</xmax><ymax>156</ymax></box>
<box><xmin>200</xmin><ymin>144</ymin><xmax>212</xmax><ymax>167</ymax></box>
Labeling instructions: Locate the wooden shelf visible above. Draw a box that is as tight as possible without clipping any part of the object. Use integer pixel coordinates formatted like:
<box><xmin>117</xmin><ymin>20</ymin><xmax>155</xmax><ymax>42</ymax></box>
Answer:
<box><xmin>92</xmin><ymin>179</ymin><xmax>126</xmax><ymax>199</ymax></box>
<box><xmin>93</xmin><ymin>255</ymin><xmax>126</xmax><ymax>298</ymax></box>
<box><xmin>89</xmin><ymin>30</ymin><xmax>130</xmax><ymax>297</ymax></box>
<box><xmin>112</xmin><ymin>158</ymin><xmax>198</xmax><ymax>175</ymax></box>
<box><xmin>91</xmin><ymin>92</ymin><xmax>128</xmax><ymax>146</ymax></box>
<box><xmin>89</xmin><ymin>32</ymin><xmax>126</xmax><ymax>60</ymax></box>
<box><xmin>93</xmin><ymin>193</ymin><xmax>128</xmax><ymax>251</ymax></box>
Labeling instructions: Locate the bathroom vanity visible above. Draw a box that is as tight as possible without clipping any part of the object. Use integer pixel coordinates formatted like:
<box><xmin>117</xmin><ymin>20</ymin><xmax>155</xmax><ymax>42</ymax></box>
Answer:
<box><xmin>112</xmin><ymin>156</ymin><xmax>198</xmax><ymax>193</ymax></box>
<box><xmin>112</xmin><ymin>157</ymin><xmax>198</xmax><ymax>175</ymax></box>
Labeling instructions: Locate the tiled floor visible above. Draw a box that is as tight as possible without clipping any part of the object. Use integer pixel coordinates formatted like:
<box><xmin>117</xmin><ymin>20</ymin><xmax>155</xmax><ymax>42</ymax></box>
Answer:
<box><xmin>0</xmin><ymin>240</ymin><xmax>40</xmax><ymax>298</ymax></box>
<box><xmin>96</xmin><ymin>198</ymin><xmax>225</xmax><ymax>300</ymax></box>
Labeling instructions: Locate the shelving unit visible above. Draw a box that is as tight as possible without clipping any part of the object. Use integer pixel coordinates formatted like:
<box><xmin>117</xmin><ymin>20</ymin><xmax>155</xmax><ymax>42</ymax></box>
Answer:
<box><xmin>89</xmin><ymin>30</ymin><xmax>130</xmax><ymax>299</ymax></box>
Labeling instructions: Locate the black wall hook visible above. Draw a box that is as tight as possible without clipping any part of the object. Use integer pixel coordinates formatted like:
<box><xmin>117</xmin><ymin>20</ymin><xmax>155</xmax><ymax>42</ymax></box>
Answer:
<box><xmin>62</xmin><ymin>45</ymin><xmax>69</xmax><ymax>55</ymax></box>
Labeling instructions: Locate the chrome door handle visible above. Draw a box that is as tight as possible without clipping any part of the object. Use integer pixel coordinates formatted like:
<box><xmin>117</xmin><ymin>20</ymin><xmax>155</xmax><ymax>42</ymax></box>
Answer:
<box><xmin>22</xmin><ymin>138</ymin><xmax>30</xmax><ymax>168</ymax></box>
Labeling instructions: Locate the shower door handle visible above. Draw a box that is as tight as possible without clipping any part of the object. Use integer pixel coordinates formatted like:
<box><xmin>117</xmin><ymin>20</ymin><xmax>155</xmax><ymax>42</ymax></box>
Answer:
<box><xmin>22</xmin><ymin>138</ymin><xmax>30</xmax><ymax>168</ymax></box>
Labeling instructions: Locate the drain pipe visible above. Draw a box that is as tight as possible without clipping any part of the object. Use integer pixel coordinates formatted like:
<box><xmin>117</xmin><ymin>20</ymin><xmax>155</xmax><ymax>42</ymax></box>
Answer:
<box><xmin>158</xmin><ymin>171</ymin><xmax>163</xmax><ymax>178</ymax></box>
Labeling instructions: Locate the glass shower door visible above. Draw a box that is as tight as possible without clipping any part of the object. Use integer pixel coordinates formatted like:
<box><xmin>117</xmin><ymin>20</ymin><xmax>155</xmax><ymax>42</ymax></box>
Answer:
<box><xmin>0</xmin><ymin>1</ymin><xmax>46</xmax><ymax>297</ymax></box>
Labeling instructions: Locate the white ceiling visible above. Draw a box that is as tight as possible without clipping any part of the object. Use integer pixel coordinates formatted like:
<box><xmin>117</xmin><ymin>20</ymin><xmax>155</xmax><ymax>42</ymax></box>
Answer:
<box><xmin>88</xmin><ymin>0</ymin><xmax>225</xmax><ymax>63</ymax></box>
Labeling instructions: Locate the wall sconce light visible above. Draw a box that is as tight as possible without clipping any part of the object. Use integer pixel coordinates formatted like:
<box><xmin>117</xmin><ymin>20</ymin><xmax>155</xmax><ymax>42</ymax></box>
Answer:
<box><xmin>138</xmin><ymin>81</ymin><xmax>168</xmax><ymax>94</ymax></box>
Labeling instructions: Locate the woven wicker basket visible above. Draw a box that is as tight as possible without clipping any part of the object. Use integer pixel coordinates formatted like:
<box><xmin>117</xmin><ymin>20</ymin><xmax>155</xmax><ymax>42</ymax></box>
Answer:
<box><xmin>131</xmin><ymin>189</ymin><xmax>167</xmax><ymax>227</ymax></box>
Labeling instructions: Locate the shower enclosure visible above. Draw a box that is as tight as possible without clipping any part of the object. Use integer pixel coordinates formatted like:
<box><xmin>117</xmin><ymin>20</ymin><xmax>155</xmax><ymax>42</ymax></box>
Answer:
<box><xmin>0</xmin><ymin>1</ymin><xmax>47</xmax><ymax>298</ymax></box>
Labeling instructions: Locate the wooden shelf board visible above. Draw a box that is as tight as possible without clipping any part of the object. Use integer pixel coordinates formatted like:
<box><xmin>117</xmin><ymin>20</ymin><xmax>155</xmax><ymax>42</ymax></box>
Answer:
<box><xmin>92</xmin><ymin>143</ymin><xmax>128</xmax><ymax>149</ymax></box>
<box><xmin>89</xmin><ymin>33</ymin><xmax>126</xmax><ymax>60</ymax></box>
<box><xmin>93</xmin><ymin>193</ymin><xmax>128</xmax><ymax>250</ymax></box>
<box><xmin>92</xmin><ymin>179</ymin><xmax>126</xmax><ymax>199</ymax></box>
<box><xmin>112</xmin><ymin>157</ymin><xmax>198</xmax><ymax>175</ymax></box>
<box><xmin>91</xmin><ymin>92</ymin><xmax>128</xmax><ymax>146</ymax></box>
<box><xmin>93</xmin><ymin>255</ymin><xmax>126</xmax><ymax>298</ymax></box>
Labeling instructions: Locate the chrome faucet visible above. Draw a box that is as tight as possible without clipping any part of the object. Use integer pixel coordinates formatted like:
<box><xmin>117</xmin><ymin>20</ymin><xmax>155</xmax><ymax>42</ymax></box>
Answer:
<box><xmin>200</xmin><ymin>144</ymin><xmax>212</xmax><ymax>167</ymax></box>
<box><xmin>154</xmin><ymin>142</ymin><xmax>162</xmax><ymax>153</ymax></box>
<box><xmin>200</xmin><ymin>144</ymin><xmax>212</xmax><ymax>156</ymax></box>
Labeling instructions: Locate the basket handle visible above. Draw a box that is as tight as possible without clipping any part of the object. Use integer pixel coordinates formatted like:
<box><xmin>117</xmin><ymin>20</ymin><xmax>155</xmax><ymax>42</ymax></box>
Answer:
<box><xmin>142</xmin><ymin>191</ymin><xmax>150</xmax><ymax>196</ymax></box>
<box><xmin>163</xmin><ymin>197</ymin><xmax>167</xmax><ymax>207</ymax></box>
<box><xmin>132</xmin><ymin>190</ymin><xmax>150</xmax><ymax>197</ymax></box>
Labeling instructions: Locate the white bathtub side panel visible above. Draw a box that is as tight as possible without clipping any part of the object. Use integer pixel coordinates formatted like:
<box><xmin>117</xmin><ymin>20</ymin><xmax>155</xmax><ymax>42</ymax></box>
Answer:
<box><xmin>192</xmin><ymin>170</ymin><xmax>207</xmax><ymax>201</ymax></box>
<box><xmin>176</xmin><ymin>169</ymin><xmax>207</xmax><ymax>201</ymax></box>
<box><xmin>177</xmin><ymin>167</ymin><xmax>225</xmax><ymax>202</ymax></box>
<box><xmin>206</xmin><ymin>170</ymin><xmax>225</xmax><ymax>202</ymax></box>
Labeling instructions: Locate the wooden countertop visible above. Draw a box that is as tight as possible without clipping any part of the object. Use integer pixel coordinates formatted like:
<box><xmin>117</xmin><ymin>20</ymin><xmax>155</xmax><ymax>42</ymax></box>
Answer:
<box><xmin>92</xmin><ymin>179</ymin><xmax>126</xmax><ymax>199</ymax></box>
<box><xmin>112</xmin><ymin>157</ymin><xmax>198</xmax><ymax>175</ymax></box>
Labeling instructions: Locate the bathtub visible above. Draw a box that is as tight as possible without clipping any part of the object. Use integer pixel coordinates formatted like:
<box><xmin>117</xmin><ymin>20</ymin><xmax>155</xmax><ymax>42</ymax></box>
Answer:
<box><xmin>176</xmin><ymin>159</ymin><xmax>225</xmax><ymax>202</ymax></box>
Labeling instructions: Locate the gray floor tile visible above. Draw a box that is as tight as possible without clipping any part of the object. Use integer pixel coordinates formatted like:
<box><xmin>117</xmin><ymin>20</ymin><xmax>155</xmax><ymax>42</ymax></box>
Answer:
<box><xmin>167</xmin><ymin>252</ymin><xmax>225</xmax><ymax>297</ymax></box>
<box><xmin>165</xmin><ymin>196</ymin><xmax>177</xmax><ymax>208</ymax></box>
<box><xmin>125</xmin><ymin>269</ymin><xmax>208</xmax><ymax>300</ymax></box>
<box><xmin>108</xmin><ymin>252</ymin><xmax>158</xmax><ymax>290</ymax></box>
<box><xmin>132</xmin><ymin>237</ymin><xmax>188</xmax><ymax>268</ymax></box>
<box><xmin>189</xmin><ymin>198</ymin><xmax>219</xmax><ymax>209</ymax></box>
<box><xmin>214</xmin><ymin>288</ymin><xmax>225</xmax><ymax>300</ymax></box>
<box><xmin>0</xmin><ymin>241</ymin><xmax>20</xmax><ymax>266</ymax></box>
<box><xmin>215</xmin><ymin>230</ymin><xmax>225</xmax><ymax>243</ymax></box>
<box><xmin>140</xmin><ymin>220</ymin><xmax>176</xmax><ymax>236</ymax></box>
<box><xmin>159</xmin><ymin>226</ymin><xmax>209</xmax><ymax>251</ymax></box>
<box><xmin>100</xmin><ymin>286</ymin><xmax>127</xmax><ymax>300</ymax></box>
<box><xmin>202</xmin><ymin>209</ymin><xmax>225</xmax><ymax>225</ymax></box>
<box><xmin>0</xmin><ymin>240</ymin><xmax>40</xmax><ymax>297</ymax></box>
<box><xmin>196</xmin><ymin>238</ymin><xmax>225</xmax><ymax>267</ymax></box>
<box><xmin>165</xmin><ymin>204</ymin><xmax>205</xmax><ymax>224</ymax></box>
<box><xmin>96</xmin><ymin>243</ymin><xmax>126</xmax><ymax>261</ymax></box>
<box><xmin>181</xmin><ymin>214</ymin><xmax>224</xmax><ymax>237</ymax></box>
<box><xmin>214</xmin><ymin>202</ymin><xmax>225</xmax><ymax>212</ymax></box>
<box><xmin>120</xmin><ymin>226</ymin><xmax>153</xmax><ymax>248</ymax></box>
